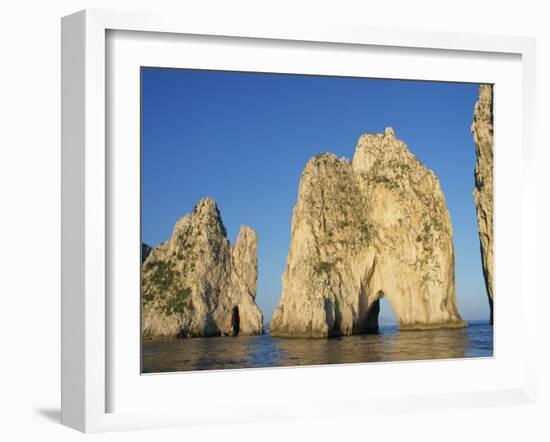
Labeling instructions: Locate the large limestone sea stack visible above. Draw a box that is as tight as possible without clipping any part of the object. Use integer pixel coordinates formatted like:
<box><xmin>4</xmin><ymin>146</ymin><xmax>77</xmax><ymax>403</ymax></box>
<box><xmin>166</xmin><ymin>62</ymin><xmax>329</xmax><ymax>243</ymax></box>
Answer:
<box><xmin>270</xmin><ymin>128</ymin><xmax>466</xmax><ymax>338</ymax></box>
<box><xmin>142</xmin><ymin>198</ymin><xmax>263</xmax><ymax>338</ymax></box>
<box><xmin>471</xmin><ymin>85</ymin><xmax>494</xmax><ymax>323</ymax></box>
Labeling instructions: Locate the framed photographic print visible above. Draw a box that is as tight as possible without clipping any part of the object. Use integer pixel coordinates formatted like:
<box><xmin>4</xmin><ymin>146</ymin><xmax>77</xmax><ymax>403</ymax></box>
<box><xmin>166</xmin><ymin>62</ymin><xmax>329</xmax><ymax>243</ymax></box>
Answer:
<box><xmin>61</xmin><ymin>9</ymin><xmax>537</xmax><ymax>432</ymax></box>
<box><xmin>140</xmin><ymin>69</ymin><xmax>491</xmax><ymax>373</ymax></box>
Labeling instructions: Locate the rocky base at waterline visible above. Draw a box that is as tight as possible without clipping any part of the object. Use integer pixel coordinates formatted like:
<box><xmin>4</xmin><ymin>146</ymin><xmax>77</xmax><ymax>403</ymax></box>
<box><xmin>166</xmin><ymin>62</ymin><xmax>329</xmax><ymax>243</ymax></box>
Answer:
<box><xmin>270</xmin><ymin>128</ymin><xmax>467</xmax><ymax>338</ymax></box>
<box><xmin>141</xmin><ymin>198</ymin><xmax>263</xmax><ymax>338</ymax></box>
<box><xmin>472</xmin><ymin>85</ymin><xmax>494</xmax><ymax>323</ymax></box>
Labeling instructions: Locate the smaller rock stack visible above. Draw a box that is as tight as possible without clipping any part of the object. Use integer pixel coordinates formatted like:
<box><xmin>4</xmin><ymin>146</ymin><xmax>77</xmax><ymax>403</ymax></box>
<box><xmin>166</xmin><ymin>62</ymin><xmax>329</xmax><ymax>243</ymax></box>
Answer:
<box><xmin>141</xmin><ymin>198</ymin><xmax>263</xmax><ymax>338</ymax></box>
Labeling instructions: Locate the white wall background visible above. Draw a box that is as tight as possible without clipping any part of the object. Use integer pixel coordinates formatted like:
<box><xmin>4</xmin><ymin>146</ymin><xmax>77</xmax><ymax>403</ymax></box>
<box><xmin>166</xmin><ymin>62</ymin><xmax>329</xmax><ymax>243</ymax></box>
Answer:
<box><xmin>0</xmin><ymin>1</ymin><xmax>548</xmax><ymax>441</ymax></box>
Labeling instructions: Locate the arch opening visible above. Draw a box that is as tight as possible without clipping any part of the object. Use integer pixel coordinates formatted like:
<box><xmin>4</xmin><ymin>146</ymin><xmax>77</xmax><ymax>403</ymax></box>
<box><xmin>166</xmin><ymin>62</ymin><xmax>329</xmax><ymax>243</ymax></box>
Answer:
<box><xmin>231</xmin><ymin>306</ymin><xmax>240</xmax><ymax>336</ymax></box>
<box><xmin>364</xmin><ymin>291</ymin><xmax>398</xmax><ymax>334</ymax></box>
<box><xmin>364</xmin><ymin>298</ymin><xmax>380</xmax><ymax>334</ymax></box>
<box><xmin>378</xmin><ymin>296</ymin><xmax>398</xmax><ymax>328</ymax></box>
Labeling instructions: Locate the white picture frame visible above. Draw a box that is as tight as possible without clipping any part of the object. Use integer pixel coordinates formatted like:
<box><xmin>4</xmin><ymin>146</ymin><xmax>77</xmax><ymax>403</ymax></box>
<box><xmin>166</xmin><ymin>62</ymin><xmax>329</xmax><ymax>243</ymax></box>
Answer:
<box><xmin>61</xmin><ymin>9</ymin><xmax>537</xmax><ymax>433</ymax></box>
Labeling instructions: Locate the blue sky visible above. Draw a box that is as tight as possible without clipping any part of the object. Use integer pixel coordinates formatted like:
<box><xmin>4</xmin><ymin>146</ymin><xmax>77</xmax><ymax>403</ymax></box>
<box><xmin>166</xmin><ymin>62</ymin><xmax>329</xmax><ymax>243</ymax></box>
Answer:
<box><xmin>141</xmin><ymin>67</ymin><xmax>489</xmax><ymax>323</ymax></box>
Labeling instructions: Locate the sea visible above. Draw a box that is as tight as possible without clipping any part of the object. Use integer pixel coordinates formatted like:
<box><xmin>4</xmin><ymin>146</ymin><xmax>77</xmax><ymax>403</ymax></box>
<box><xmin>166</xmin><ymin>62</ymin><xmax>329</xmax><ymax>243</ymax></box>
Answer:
<box><xmin>141</xmin><ymin>320</ymin><xmax>493</xmax><ymax>373</ymax></box>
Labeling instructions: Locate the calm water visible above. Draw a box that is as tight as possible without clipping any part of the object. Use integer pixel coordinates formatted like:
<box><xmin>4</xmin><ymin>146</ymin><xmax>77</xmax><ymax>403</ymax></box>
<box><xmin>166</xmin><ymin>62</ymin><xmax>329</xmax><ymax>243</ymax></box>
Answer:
<box><xmin>142</xmin><ymin>321</ymin><xmax>493</xmax><ymax>373</ymax></box>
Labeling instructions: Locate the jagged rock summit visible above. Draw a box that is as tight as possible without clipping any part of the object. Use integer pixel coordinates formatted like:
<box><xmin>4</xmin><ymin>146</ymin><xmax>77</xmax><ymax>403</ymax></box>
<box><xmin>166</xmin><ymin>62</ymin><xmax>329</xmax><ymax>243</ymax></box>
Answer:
<box><xmin>270</xmin><ymin>128</ymin><xmax>466</xmax><ymax>338</ymax></box>
<box><xmin>142</xmin><ymin>198</ymin><xmax>263</xmax><ymax>338</ymax></box>
<box><xmin>471</xmin><ymin>85</ymin><xmax>494</xmax><ymax>323</ymax></box>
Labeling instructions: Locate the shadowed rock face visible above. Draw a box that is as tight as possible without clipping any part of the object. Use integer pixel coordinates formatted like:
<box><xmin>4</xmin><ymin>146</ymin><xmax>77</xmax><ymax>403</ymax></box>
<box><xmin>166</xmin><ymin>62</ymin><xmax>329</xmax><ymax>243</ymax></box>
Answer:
<box><xmin>141</xmin><ymin>198</ymin><xmax>263</xmax><ymax>338</ymax></box>
<box><xmin>471</xmin><ymin>85</ymin><xmax>494</xmax><ymax>323</ymax></box>
<box><xmin>270</xmin><ymin>128</ymin><xmax>466</xmax><ymax>338</ymax></box>
<box><xmin>141</xmin><ymin>243</ymin><xmax>152</xmax><ymax>263</ymax></box>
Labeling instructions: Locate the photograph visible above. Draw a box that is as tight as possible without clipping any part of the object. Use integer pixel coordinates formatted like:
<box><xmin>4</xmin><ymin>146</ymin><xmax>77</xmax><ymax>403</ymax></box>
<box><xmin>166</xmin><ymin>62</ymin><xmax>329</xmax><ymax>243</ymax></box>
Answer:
<box><xmin>140</xmin><ymin>68</ymin><xmax>494</xmax><ymax>373</ymax></box>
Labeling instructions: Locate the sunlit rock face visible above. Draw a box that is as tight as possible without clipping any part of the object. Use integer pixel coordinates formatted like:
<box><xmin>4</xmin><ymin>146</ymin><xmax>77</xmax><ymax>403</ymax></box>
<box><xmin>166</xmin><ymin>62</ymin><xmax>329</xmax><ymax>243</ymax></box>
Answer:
<box><xmin>141</xmin><ymin>198</ymin><xmax>263</xmax><ymax>338</ymax></box>
<box><xmin>471</xmin><ymin>85</ymin><xmax>494</xmax><ymax>323</ymax></box>
<box><xmin>270</xmin><ymin>128</ymin><xmax>466</xmax><ymax>338</ymax></box>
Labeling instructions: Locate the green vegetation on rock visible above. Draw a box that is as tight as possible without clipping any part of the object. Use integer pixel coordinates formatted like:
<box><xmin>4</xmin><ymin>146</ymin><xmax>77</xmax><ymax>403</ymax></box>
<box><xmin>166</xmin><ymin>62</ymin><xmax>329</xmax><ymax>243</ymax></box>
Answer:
<box><xmin>162</xmin><ymin>287</ymin><xmax>191</xmax><ymax>316</ymax></box>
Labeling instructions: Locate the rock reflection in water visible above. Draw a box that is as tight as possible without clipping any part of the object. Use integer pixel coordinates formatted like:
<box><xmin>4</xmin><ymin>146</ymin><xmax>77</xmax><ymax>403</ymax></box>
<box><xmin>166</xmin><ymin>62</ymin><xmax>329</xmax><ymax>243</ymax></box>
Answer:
<box><xmin>142</xmin><ymin>322</ymin><xmax>492</xmax><ymax>373</ymax></box>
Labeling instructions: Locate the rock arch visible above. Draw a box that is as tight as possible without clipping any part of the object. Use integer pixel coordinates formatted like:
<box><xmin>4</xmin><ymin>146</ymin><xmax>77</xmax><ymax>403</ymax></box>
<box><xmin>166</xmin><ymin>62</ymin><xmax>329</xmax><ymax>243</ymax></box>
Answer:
<box><xmin>270</xmin><ymin>129</ymin><xmax>466</xmax><ymax>338</ymax></box>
